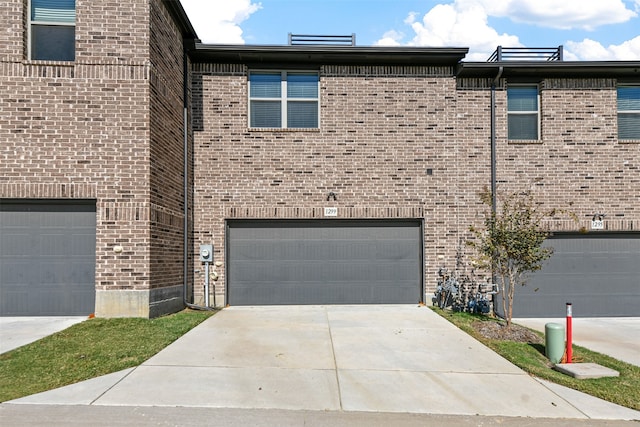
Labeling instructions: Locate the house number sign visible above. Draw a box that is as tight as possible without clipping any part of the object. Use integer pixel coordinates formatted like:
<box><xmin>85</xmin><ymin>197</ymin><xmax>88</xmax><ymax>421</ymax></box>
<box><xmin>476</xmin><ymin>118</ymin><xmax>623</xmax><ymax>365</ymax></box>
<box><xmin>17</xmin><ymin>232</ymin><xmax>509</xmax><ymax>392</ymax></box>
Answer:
<box><xmin>324</xmin><ymin>207</ymin><xmax>338</xmax><ymax>217</ymax></box>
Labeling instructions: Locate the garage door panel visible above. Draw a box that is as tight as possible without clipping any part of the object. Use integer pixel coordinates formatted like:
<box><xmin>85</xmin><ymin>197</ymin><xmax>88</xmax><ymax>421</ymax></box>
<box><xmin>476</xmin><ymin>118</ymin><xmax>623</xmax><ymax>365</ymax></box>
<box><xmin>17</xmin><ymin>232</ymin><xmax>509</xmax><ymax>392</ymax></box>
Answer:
<box><xmin>525</xmin><ymin>272</ymin><xmax>623</xmax><ymax>294</ymax></box>
<box><xmin>232</xmin><ymin>259</ymin><xmax>416</xmax><ymax>283</ymax></box>
<box><xmin>232</xmin><ymin>281</ymin><xmax>414</xmax><ymax>306</ymax></box>
<box><xmin>227</xmin><ymin>220</ymin><xmax>422</xmax><ymax>305</ymax></box>
<box><xmin>511</xmin><ymin>234</ymin><xmax>640</xmax><ymax>317</ymax></box>
<box><xmin>1</xmin><ymin>232</ymin><xmax>32</xmax><ymax>256</ymax></box>
<box><xmin>1</xmin><ymin>259</ymin><xmax>32</xmax><ymax>284</ymax></box>
<box><xmin>233</xmin><ymin>242</ymin><xmax>272</xmax><ymax>260</ymax></box>
<box><xmin>5</xmin><ymin>290</ymin><xmax>30</xmax><ymax>316</ymax></box>
<box><xmin>561</xmin><ymin>255</ymin><xmax>635</xmax><ymax>273</ymax></box>
<box><xmin>519</xmin><ymin>294</ymin><xmax>638</xmax><ymax>318</ymax></box>
<box><xmin>72</xmin><ymin>236</ymin><xmax>96</xmax><ymax>256</ymax></box>
<box><xmin>40</xmin><ymin>233</ymin><xmax>67</xmax><ymax>253</ymax></box>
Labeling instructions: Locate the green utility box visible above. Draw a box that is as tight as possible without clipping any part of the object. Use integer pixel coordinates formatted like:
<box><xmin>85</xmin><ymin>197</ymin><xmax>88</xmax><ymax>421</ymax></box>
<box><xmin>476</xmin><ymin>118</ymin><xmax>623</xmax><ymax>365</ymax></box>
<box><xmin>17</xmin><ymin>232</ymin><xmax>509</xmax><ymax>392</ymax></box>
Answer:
<box><xmin>545</xmin><ymin>322</ymin><xmax>565</xmax><ymax>364</ymax></box>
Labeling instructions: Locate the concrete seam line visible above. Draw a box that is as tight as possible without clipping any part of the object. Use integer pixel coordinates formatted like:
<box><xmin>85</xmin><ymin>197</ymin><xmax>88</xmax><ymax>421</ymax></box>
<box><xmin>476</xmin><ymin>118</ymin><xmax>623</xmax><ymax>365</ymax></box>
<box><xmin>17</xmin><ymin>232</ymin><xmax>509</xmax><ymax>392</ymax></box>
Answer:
<box><xmin>325</xmin><ymin>307</ymin><xmax>343</xmax><ymax>410</ymax></box>
<box><xmin>89</xmin><ymin>368</ymin><xmax>137</xmax><ymax>406</ymax></box>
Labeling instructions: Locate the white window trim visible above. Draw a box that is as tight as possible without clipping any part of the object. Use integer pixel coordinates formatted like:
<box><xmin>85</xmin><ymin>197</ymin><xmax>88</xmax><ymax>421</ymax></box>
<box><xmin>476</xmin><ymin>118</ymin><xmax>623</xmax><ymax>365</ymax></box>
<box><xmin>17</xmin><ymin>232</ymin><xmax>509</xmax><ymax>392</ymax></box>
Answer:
<box><xmin>28</xmin><ymin>0</ymin><xmax>76</xmax><ymax>61</ymax></box>
<box><xmin>248</xmin><ymin>70</ymin><xmax>320</xmax><ymax>129</ymax></box>
<box><xmin>507</xmin><ymin>84</ymin><xmax>541</xmax><ymax>141</ymax></box>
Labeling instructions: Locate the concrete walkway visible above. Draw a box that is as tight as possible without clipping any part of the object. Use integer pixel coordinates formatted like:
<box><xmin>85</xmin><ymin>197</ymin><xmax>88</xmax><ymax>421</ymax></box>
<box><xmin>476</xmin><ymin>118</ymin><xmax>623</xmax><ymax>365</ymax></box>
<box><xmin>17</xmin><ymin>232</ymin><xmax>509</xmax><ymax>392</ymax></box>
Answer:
<box><xmin>0</xmin><ymin>316</ymin><xmax>87</xmax><ymax>354</ymax></box>
<box><xmin>4</xmin><ymin>305</ymin><xmax>639</xmax><ymax>423</ymax></box>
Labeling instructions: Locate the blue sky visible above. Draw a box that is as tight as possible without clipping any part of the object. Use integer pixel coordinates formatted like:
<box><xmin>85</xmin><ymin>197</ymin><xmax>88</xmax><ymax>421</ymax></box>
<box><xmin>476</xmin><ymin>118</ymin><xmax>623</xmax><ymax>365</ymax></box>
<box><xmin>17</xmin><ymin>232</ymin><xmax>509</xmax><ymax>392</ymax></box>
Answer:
<box><xmin>180</xmin><ymin>0</ymin><xmax>640</xmax><ymax>61</ymax></box>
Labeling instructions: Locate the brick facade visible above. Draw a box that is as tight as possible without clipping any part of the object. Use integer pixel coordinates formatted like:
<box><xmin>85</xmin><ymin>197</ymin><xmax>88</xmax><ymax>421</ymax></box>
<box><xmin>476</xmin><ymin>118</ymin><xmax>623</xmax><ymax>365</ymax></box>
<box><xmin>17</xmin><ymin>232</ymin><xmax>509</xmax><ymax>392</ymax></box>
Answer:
<box><xmin>0</xmin><ymin>0</ymin><xmax>189</xmax><ymax>317</ymax></box>
<box><xmin>192</xmin><ymin>63</ymin><xmax>639</xmax><ymax>305</ymax></box>
<box><xmin>1</xmin><ymin>1</ymin><xmax>638</xmax><ymax>315</ymax></box>
<box><xmin>191</xmin><ymin>65</ymin><xmax>464</xmax><ymax>304</ymax></box>
<box><xmin>456</xmin><ymin>77</ymin><xmax>638</xmax><ymax>232</ymax></box>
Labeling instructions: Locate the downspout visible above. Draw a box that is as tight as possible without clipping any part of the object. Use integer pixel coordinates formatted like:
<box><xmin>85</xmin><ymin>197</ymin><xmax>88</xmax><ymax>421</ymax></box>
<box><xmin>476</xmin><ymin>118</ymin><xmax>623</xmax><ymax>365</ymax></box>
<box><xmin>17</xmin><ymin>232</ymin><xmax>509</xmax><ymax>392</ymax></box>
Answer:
<box><xmin>490</xmin><ymin>66</ymin><xmax>503</xmax><ymax>307</ymax></box>
<box><xmin>182</xmin><ymin>46</ymin><xmax>213</xmax><ymax>311</ymax></box>
<box><xmin>490</xmin><ymin>66</ymin><xmax>503</xmax><ymax>216</ymax></box>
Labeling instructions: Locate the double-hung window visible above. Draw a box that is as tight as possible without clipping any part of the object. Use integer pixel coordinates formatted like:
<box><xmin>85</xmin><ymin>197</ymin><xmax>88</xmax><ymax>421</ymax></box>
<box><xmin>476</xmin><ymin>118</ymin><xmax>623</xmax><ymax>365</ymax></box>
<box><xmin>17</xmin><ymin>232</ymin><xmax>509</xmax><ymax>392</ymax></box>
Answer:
<box><xmin>29</xmin><ymin>0</ymin><xmax>76</xmax><ymax>61</ymax></box>
<box><xmin>507</xmin><ymin>85</ymin><xmax>539</xmax><ymax>140</ymax></box>
<box><xmin>249</xmin><ymin>71</ymin><xmax>319</xmax><ymax>129</ymax></box>
<box><xmin>617</xmin><ymin>85</ymin><xmax>640</xmax><ymax>140</ymax></box>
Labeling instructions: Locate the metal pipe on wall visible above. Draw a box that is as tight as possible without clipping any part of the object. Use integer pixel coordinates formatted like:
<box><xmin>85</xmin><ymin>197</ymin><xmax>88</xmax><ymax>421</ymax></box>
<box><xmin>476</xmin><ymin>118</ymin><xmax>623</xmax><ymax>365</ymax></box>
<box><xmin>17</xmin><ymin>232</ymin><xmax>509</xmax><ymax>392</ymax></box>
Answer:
<box><xmin>183</xmin><ymin>49</ymin><xmax>211</xmax><ymax>311</ymax></box>
<box><xmin>490</xmin><ymin>66</ymin><xmax>503</xmax><ymax>300</ymax></box>
<box><xmin>491</xmin><ymin>66</ymin><xmax>503</xmax><ymax>216</ymax></box>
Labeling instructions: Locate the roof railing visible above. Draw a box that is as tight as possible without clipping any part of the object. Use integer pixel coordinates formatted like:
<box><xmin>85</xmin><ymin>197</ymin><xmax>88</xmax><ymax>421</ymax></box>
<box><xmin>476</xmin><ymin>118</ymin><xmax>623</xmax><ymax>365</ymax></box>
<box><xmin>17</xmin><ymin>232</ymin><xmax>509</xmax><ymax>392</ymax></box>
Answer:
<box><xmin>487</xmin><ymin>46</ymin><xmax>563</xmax><ymax>62</ymax></box>
<box><xmin>288</xmin><ymin>33</ymin><xmax>356</xmax><ymax>46</ymax></box>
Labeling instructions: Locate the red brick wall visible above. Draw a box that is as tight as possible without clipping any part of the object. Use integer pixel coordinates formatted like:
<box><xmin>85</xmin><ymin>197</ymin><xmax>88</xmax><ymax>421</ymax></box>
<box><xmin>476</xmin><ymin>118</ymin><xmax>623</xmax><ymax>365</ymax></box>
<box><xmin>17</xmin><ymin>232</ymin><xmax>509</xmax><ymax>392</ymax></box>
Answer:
<box><xmin>76</xmin><ymin>0</ymin><xmax>149</xmax><ymax>63</ymax></box>
<box><xmin>1</xmin><ymin>0</ymin><xmax>189</xmax><ymax>316</ymax></box>
<box><xmin>0</xmin><ymin>0</ymin><xmax>24</xmax><ymax>60</ymax></box>
<box><xmin>191</xmin><ymin>65</ymin><xmax>466</xmax><ymax>303</ymax></box>
<box><xmin>3</xmin><ymin>0</ymin><xmax>637</xmax><ymax>311</ymax></box>
<box><xmin>468</xmin><ymin>78</ymin><xmax>639</xmax><ymax>231</ymax></box>
<box><xmin>148</xmin><ymin>0</ymin><xmax>188</xmax><ymax>295</ymax></box>
<box><xmin>0</xmin><ymin>70</ymin><xmax>152</xmax><ymax>290</ymax></box>
<box><xmin>192</xmin><ymin>68</ymin><xmax>640</xmax><ymax>304</ymax></box>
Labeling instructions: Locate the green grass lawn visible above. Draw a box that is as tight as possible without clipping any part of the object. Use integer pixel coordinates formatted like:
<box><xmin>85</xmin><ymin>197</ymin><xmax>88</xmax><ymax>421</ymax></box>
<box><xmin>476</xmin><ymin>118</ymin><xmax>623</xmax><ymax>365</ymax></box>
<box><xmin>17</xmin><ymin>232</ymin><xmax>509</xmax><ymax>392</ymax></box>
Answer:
<box><xmin>433</xmin><ymin>307</ymin><xmax>640</xmax><ymax>411</ymax></box>
<box><xmin>0</xmin><ymin>309</ymin><xmax>216</xmax><ymax>402</ymax></box>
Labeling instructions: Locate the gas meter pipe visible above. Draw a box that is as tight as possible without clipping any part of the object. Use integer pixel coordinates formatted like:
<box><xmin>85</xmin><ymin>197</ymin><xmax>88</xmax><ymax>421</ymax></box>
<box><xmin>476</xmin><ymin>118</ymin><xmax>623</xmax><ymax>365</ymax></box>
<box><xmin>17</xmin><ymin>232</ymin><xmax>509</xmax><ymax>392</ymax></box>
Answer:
<box><xmin>566</xmin><ymin>302</ymin><xmax>573</xmax><ymax>363</ymax></box>
<box><xmin>204</xmin><ymin>261</ymin><xmax>210</xmax><ymax>308</ymax></box>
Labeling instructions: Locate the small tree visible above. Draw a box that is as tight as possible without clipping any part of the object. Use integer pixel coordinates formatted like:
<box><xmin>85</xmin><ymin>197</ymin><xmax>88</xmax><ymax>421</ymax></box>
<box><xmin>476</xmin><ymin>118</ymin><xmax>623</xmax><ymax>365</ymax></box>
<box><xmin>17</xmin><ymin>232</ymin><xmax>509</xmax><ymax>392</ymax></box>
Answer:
<box><xmin>468</xmin><ymin>188</ymin><xmax>555</xmax><ymax>327</ymax></box>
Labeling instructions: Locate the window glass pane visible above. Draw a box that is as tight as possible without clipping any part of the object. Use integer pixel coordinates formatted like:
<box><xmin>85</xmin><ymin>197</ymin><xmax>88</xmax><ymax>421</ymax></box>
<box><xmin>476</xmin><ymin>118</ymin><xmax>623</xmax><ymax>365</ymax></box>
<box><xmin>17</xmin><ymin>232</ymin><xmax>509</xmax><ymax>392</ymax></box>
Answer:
<box><xmin>250</xmin><ymin>73</ymin><xmax>281</xmax><ymax>98</ymax></box>
<box><xmin>508</xmin><ymin>87</ymin><xmax>538</xmax><ymax>111</ymax></box>
<box><xmin>288</xmin><ymin>73</ymin><xmax>318</xmax><ymax>98</ymax></box>
<box><xmin>508</xmin><ymin>114</ymin><xmax>538</xmax><ymax>140</ymax></box>
<box><xmin>31</xmin><ymin>25</ymin><xmax>75</xmax><ymax>61</ymax></box>
<box><xmin>288</xmin><ymin>101</ymin><xmax>318</xmax><ymax>128</ymax></box>
<box><xmin>251</xmin><ymin>100</ymin><xmax>281</xmax><ymax>128</ymax></box>
<box><xmin>618</xmin><ymin>113</ymin><xmax>640</xmax><ymax>139</ymax></box>
<box><xmin>32</xmin><ymin>0</ymin><xmax>75</xmax><ymax>23</ymax></box>
<box><xmin>249</xmin><ymin>70</ymin><xmax>319</xmax><ymax>129</ymax></box>
<box><xmin>618</xmin><ymin>86</ymin><xmax>640</xmax><ymax>111</ymax></box>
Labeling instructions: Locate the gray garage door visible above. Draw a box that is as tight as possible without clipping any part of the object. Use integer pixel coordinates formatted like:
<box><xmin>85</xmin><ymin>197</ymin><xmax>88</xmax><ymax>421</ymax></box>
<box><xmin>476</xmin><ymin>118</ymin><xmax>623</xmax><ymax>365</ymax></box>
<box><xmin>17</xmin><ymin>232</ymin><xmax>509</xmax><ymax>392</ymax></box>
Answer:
<box><xmin>227</xmin><ymin>219</ymin><xmax>423</xmax><ymax>305</ymax></box>
<box><xmin>0</xmin><ymin>200</ymin><xmax>96</xmax><ymax>316</ymax></box>
<box><xmin>510</xmin><ymin>233</ymin><xmax>640</xmax><ymax>318</ymax></box>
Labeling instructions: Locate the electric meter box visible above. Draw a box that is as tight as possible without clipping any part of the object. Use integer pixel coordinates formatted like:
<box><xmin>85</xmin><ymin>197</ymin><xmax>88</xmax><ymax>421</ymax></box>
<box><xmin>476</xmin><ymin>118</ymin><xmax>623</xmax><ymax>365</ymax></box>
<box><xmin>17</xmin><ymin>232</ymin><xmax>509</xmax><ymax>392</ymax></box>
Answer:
<box><xmin>199</xmin><ymin>244</ymin><xmax>213</xmax><ymax>262</ymax></box>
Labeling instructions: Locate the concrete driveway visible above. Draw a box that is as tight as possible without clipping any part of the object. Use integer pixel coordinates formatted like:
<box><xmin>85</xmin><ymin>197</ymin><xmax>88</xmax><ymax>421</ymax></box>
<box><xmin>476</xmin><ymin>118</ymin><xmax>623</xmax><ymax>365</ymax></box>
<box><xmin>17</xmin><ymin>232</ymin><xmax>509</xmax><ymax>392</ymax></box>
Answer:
<box><xmin>7</xmin><ymin>305</ymin><xmax>639</xmax><ymax>421</ymax></box>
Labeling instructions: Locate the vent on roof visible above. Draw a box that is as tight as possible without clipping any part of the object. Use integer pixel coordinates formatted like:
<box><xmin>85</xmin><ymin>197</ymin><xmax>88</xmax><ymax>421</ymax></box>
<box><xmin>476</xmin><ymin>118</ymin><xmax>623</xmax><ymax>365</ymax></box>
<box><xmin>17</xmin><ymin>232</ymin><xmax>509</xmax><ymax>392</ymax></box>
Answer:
<box><xmin>487</xmin><ymin>46</ymin><xmax>563</xmax><ymax>62</ymax></box>
<box><xmin>288</xmin><ymin>33</ymin><xmax>356</xmax><ymax>46</ymax></box>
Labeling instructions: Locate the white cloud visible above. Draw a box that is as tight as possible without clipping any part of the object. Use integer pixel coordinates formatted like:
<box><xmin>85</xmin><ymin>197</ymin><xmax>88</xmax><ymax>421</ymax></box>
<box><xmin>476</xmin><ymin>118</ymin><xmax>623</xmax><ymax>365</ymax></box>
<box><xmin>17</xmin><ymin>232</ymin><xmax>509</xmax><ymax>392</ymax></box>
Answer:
<box><xmin>376</xmin><ymin>1</ymin><xmax>521</xmax><ymax>60</ymax></box>
<box><xmin>483</xmin><ymin>0</ymin><xmax>637</xmax><ymax>30</ymax></box>
<box><xmin>565</xmin><ymin>36</ymin><xmax>640</xmax><ymax>60</ymax></box>
<box><xmin>375</xmin><ymin>0</ymin><xmax>639</xmax><ymax>61</ymax></box>
<box><xmin>180</xmin><ymin>0</ymin><xmax>261</xmax><ymax>44</ymax></box>
<box><xmin>375</xmin><ymin>30</ymin><xmax>404</xmax><ymax>47</ymax></box>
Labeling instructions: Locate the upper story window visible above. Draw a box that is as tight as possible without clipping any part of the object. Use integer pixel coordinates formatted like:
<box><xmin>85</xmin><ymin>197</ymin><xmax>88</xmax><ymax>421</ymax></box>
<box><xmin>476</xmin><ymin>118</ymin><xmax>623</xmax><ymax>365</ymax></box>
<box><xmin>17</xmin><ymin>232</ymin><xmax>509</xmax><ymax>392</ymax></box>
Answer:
<box><xmin>507</xmin><ymin>85</ymin><xmax>539</xmax><ymax>140</ymax></box>
<box><xmin>249</xmin><ymin>71</ymin><xmax>319</xmax><ymax>129</ymax></box>
<box><xmin>29</xmin><ymin>0</ymin><xmax>76</xmax><ymax>61</ymax></box>
<box><xmin>617</xmin><ymin>85</ymin><xmax>640</xmax><ymax>140</ymax></box>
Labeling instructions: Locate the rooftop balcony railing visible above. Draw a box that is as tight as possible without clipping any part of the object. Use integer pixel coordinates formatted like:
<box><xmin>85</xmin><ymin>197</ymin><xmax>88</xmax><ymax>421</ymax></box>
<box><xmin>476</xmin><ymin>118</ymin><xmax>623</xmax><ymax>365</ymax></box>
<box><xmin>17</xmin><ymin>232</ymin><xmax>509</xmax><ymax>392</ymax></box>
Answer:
<box><xmin>288</xmin><ymin>33</ymin><xmax>356</xmax><ymax>46</ymax></box>
<box><xmin>487</xmin><ymin>46</ymin><xmax>563</xmax><ymax>62</ymax></box>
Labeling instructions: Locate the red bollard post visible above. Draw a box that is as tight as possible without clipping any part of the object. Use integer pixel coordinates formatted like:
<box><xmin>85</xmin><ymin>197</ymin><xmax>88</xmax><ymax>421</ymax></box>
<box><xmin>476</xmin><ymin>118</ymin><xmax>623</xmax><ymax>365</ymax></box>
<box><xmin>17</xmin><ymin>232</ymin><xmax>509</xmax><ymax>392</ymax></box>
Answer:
<box><xmin>566</xmin><ymin>302</ymin><xmax>573</xmax><ymax>364</ymax></box>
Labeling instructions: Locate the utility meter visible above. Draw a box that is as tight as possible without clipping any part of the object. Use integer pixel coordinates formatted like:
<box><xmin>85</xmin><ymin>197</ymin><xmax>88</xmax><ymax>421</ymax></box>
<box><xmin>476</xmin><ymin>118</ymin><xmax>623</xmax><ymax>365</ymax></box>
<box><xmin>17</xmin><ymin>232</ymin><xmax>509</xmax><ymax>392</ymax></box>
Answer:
<box><xmin>199</xmin><ymin>244</ymin><xmax>213</xmax><ymax>262</ymax></box>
